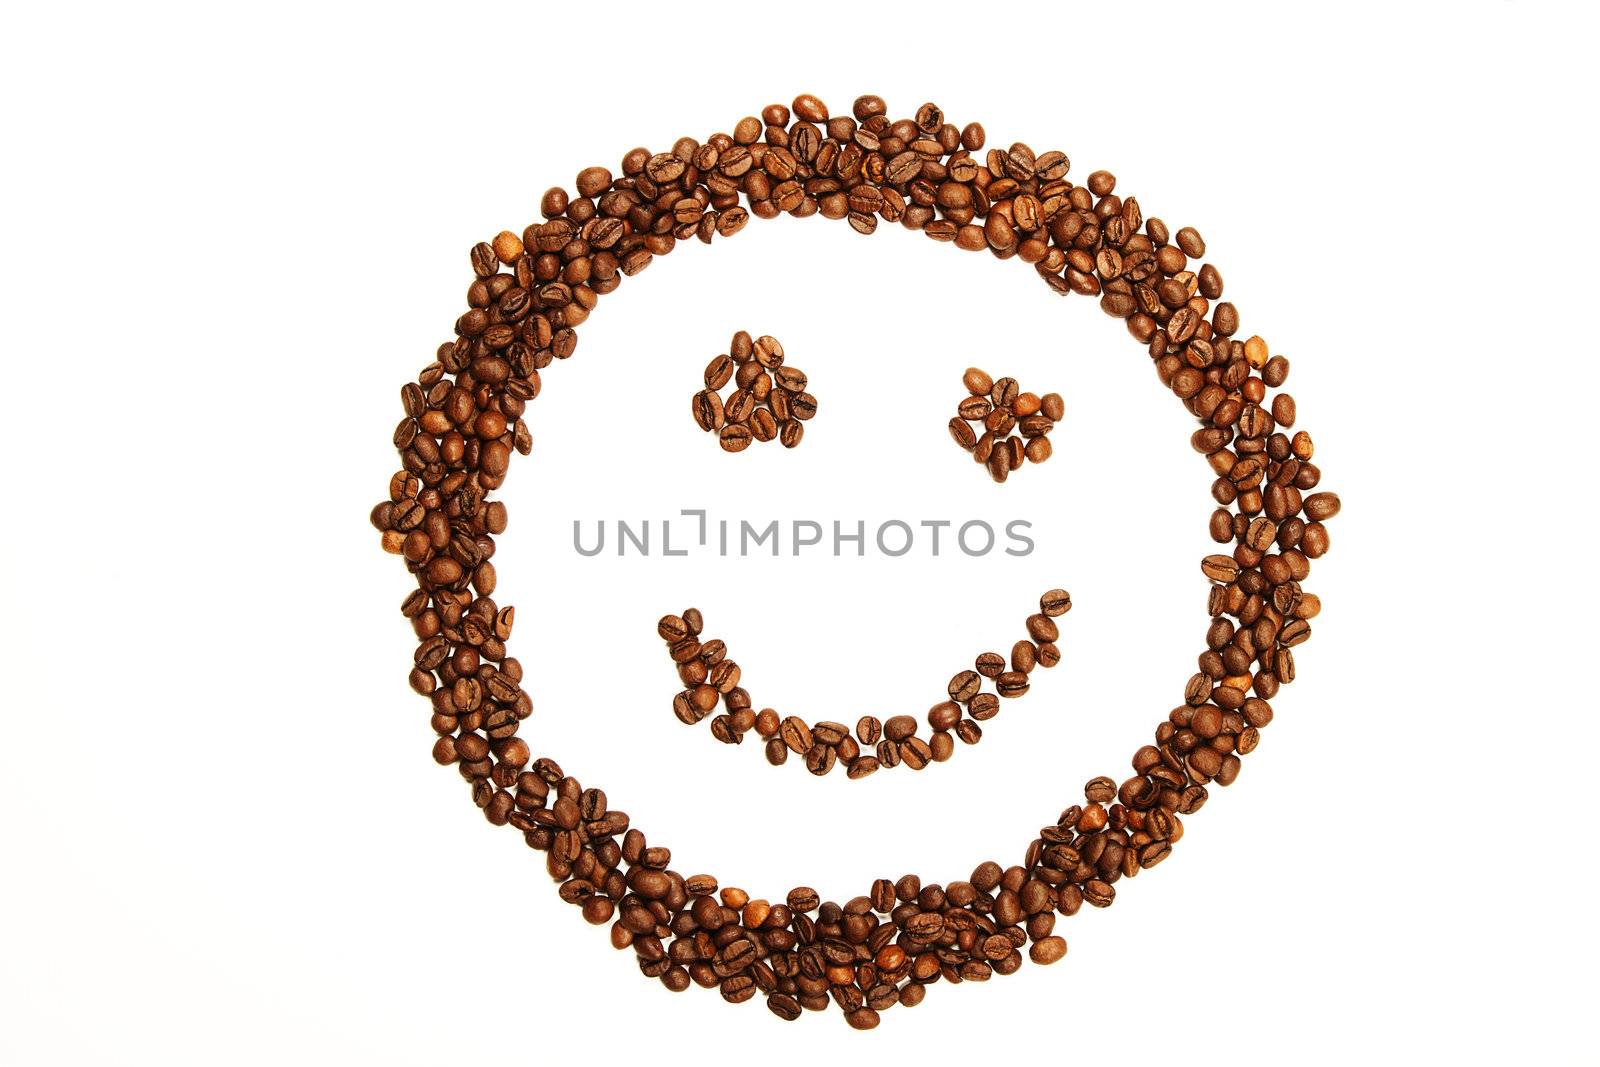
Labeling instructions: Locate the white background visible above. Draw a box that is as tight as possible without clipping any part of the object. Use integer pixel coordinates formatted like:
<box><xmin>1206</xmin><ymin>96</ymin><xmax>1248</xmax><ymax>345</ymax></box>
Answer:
<box><xmin>3</xmin><ymin>2</ymin><xmax>1596</xmax><ymax>1063</ymax></box>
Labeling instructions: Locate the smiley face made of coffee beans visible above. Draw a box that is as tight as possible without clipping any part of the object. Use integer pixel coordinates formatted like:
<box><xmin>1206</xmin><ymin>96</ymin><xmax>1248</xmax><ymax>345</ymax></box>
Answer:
<box><xmin>371</xmin><ymin>93</ymin><xmax>1340</xmax><ymax>1029</ymax></box>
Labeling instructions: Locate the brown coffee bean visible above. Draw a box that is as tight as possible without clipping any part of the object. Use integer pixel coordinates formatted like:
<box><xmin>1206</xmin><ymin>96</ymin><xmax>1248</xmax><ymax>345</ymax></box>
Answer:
<box><xmin>750</xmin><ymin>408</ymin><xmax>778</xmax><ymax>442</ymax></box>
<box><xmin>975</xmin><ymin>651</ymin><xmax>1006</xmax><ymax>678</ymax></box>
<box><xmin>958</xmin><ymin>395</ymin><xmax>993</xmax><ymax>421</ymax></box>
<box><xmin>780</xmin><ymin>716</ymin><xmax>813</xmax><ymax>754</ymax></box>
<box><xmin>775</xmin><ymin>366</ymin><xmax>807</xmax><ymax>393</ymax></box>
<box><xmin>901</xmin><ymin>736</ymin><xmax>932</xmax><ymax>769</ymax></box>
<box><xmin>968</xmin><ymin>692</ymin><xmax>999</xmax><ymax>720</ymax></box>
<box><xmin>724</xmin><ymin>388</ymin><xmax>756</xmax><ymax>424</ymax></box>
<box><xmin>949</xmin><ymin>417</ymin><xmax>977</xmax><ymax>450</ymax></box>
<box><xmin>1175</xmin><ymin>226</ymin><xmax>1206</xmax><ymax>258</ymax></box>
<box><xmin>753</xmin><ymin>335</ymin><xmax>785</xmax><ymax>369</ymax></box>
<box><xmin>987</xmin><ymin>448</ymin><xmax>1009</xmax><ymax>483</ymax></box>
<box><xmin>1040</xmin><ymin>589</ymin><xmax>1072</xmax><ymax>616</ymax></box>
<box><xmin>705</xmin><ymin>354</ymin><xmax>734</xmax><ymax>389</ymax></box>
<box><xmin>1304</xmin><ymin>492</ymin><xmax>1341</xmax><ymax>521</ymax></box>
<box><xmin>948</xmin><ymin>670</ymin><xmax>981</xmax><ymax>703</ymax></box>
<box><xmin>1029</xmin><ymin>936</ymin><xmax>1068</xmax><ymax>965</ymax></box>
<box><xmin>719</xmin><ymin>423</ymin><xmax>752</xmax><ymax>452</ymax></box>
<box><xmin>884</xmin><ymin>715</ymin><xmax>917</xmax><ymax>742</ymax></box>
<box><xmin>692</xmin><ymin>390</ymin><xmax>724</xmax><ymax>432</ymax></box>
<box><xmin>856</xmin><ymin>716</ymin><xmax>882</xmax><ymax>745</ymax></box>
<box><xmin>996</xmin><ymin>671</ymin><xmax>1029</xmax><ymax>698</ymax></box>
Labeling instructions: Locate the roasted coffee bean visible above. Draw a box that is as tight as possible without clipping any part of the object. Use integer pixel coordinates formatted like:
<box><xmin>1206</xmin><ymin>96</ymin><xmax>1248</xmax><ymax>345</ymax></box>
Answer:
<box><xmin>692</xmin><ymin>389</ymin><xmax>724</xmax><ymax>432</ymax></box>
<box><xmin>949</xmin><ymin>417</ymin><xmax>977</xmax><ymax>450</ymax></box>
<box><xmin>754</xmin><ymin>335</ymin><xmax>785</xmax><ymax>368</ymax></box>
<box><xmin>948</xmin><ymin>670</ymin><xmax>982</xmax><ymax>703</ymax></box>
<box><xmin>705</xmin><ymin>354</ymin><xmax>735</xmax><ymax>389</ymax></box>
<box><xmin>724</xmin><ymin>389</ymin><xmax>756</xmax><ymax>425</ymax></box>
<box><xmin>781</xmin><ymin>716</ymin><xmax>813</xmax><ymax>754</ymax></box>
<box><xmin>775</xmin><ymin>366</ymin><xmax>807</xmax><ymax>393</ymax></box>
<box><xmin>958</xmin><ymin>395</ymin><xmax>992</xmax><ymax>420</ymax></box>
<box><xmin>719</xmin><ymin>423</ymin><xmax>752</xmax><ymax>452</ymax></box>
<box><xmin>996</xmin><ymin>671</ymin><xmax>1029</xmax><ymax>698</ymax></box>
<box><xmin>968</xmin><ymin>692</ymin><xmax>1000</xmax><ymax>721</ymax></box>
<box><xmin>1040</xmin><ymin>589</ymin><xmax>1072</xmax><ymax>616</ymax></box>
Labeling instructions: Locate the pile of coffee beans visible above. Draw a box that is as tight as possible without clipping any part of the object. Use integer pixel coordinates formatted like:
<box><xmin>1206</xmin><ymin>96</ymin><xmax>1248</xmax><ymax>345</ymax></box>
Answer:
<box><xmin>659</xmin><ymin>590</ymin><xmax>1070</xmax><ymax>778</ymax></box>
<box><xmin>371</xmin><ymin>92</ymin><xmax>1341</xmax><ymax>1030</ymax></box>
<box><xmin>693</xmin><ymin>331</ymin><xmax>816</xmax><ymax>451</ymax></box>
<box><xmin>948</xmin><ymin>368</ymin><xmax>1062</xmax><ymax>482</ymax></box>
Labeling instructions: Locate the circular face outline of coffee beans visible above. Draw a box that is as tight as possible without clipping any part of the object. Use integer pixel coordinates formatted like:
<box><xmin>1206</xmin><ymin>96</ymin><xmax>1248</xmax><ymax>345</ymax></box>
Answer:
<box><xmin>373</xmin><ymin>93</ymin><xmax>1339</xmax><ymax>1029</ymax></box>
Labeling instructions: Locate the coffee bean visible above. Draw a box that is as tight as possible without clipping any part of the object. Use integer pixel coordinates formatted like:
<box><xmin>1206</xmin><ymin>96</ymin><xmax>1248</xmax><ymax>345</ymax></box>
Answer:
<box><xmin>1040</xmin><ymin>589</ymin><xmax>1072</xmax><ymax>616</ymax></box>
<box><xmin>719</xmin><ymin>423</ymin><xmax>752</xmax><ymax>452</ymax></box>
<box><xmin>958</xmin><ymin>395</ymin><xmax>993</xmax><ymax>421</ymax></box>
<box><xmin>884</xmin><ymin>715</ymin><xmax>917</xmax><ymax>742</ymax></box>
<box><xmin>987</xmin><ymin>448</ymin><xmax>1010</xmax><ymax>482</ymax></box>
<box><xmin>724</xmin><ymin>388</ymin><xmax>756</xmax><ymax>425</ymax></box>
<box><xmin>692</xmin><ymin>390</ymin><xmax>724</xmax><ymax>432</ymax></box>
<box><xmin>780</xmin><ymin>716</ymin><xmax>813</xmax><ymax>754</ymax></box>
<box><xmin>1304</xmin><ymin>492</ymin><xmax>1341</xmax><ymax>521</ymax></box>
<box><xmin>804</xmin><ymin>743</ymin><xmax>837</xmax><ymax>776</ymax></box>
<box><xmin>997</xmin><ymin>671</ymin><xmax>1029</xmax><ymax>698</ymax></box>
<box><xmin>949</xmin><ymin>417</ymin><xmax>977</xmax><ymax>449</ymax></box>
<box><xmin>969</xmin><ymin>692</ymin><xmax>999</xmax><ymax>720</ymax></box>
<box><xmin>754</xmin><ymin>335</ymin><xmax>785</xmax><ymax>368</ymax></box>
<box><xmin>948</xmin><ymin>670</ymin><xmax>981</xmax><ymax>703</ymax></box>
<box><xmin>775</xmin><ymin>366</ymin><xmax>807</xmax><ymax>393</ymax></box>
<box><xmin>1029</xmin><ymin>936</ymin><xmax>1067</xmax><ymax>965</ymax></box>
<box><xmin>705</xmin><ymin>354</ymin><xmax>734</xmax><ymax>389</ymax></box>
<box><xmin>847</xmin><ymin>756</ymin><xmax>880</xmax><ymax>780</ymax></box>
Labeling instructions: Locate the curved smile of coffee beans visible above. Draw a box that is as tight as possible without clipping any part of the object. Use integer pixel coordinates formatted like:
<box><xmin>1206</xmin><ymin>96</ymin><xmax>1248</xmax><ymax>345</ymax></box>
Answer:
<box><xmin>371</xmin><ymin>92</ymin><xmax>1341</xmax><ymax>1030</ymax></box>
<box><xmin>661</xmin><ymin>592</ymin><xmax>1069</xmax><ymax>777</ymax></box>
